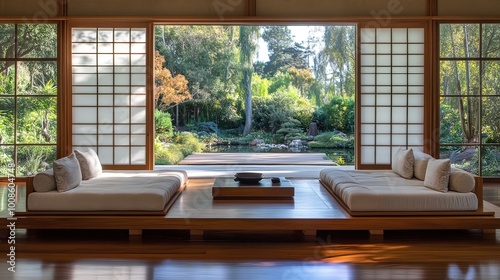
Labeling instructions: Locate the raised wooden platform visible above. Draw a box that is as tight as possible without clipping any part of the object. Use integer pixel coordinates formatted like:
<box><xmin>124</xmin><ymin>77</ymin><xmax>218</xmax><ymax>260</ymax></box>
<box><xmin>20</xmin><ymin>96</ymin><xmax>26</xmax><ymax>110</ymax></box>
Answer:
<box><xmin>5</xmin><ymin>179</ymin><xmax>500</xmax><ymax>237</ymax></box>
<box><xmin>179</xmin><ymin>153</ymin><xmax>335</xmax><ymax>165</ymax></box>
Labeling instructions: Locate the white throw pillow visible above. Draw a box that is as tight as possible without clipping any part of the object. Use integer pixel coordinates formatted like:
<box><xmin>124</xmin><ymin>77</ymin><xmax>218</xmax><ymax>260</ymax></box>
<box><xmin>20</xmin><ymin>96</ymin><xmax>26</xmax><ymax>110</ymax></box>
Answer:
<box><xmin>449</xmin><ymin>167</ymin><xmax>475</xmax><ymax>193</ymax></box>
<box><xmin>424</xmin><ymin>158</ymin><xmax>451</xmax><ymax>193</ymax></box>
<box><xmin>391</xmin><ymin>147</ymin><xmax>414</xmax><ymax>179</ymax></box>
<box><xmin>413</xmin><ymin>150</ymin><xmax>433</xmax><ymax>181</ymax></box>
<box><xmin>53</xmin><ymin>153</ymin><xmax>82</xmax><ymax>192</ymax></box>
<box><xmin>74</xmin><ymin>148</ymin><xmax>102</xmax><ymax>180</ymax></box>
<box><xmin>33</xmin><ymin>169</ymin><xmax>56</xmax><ymax>192</ymax></box>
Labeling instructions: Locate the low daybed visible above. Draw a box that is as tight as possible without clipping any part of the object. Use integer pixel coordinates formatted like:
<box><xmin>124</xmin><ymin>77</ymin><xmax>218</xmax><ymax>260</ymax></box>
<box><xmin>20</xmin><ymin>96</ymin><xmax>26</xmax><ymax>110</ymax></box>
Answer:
<box><xmin>22</xmin><ymin>149</ymin><xmax>187</xmax><ymax>216</ymax></box>
<box><xmin>320</xmin><ymin>148</ymin><xmax>493</xmax><ymax>217</ymax></box>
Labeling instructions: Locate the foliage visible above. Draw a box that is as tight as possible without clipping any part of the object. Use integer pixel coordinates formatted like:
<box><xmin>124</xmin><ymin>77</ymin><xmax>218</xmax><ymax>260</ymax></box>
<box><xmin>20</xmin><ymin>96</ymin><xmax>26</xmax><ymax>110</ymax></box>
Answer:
<box><xmin>154</xmin><ymin>141</ymin><xmax>184</xmax><ymax>165</ymax></box>
<box><xmin>155</xmin><ymin>109</ymin><xmax>173</xmax><ymax>137</ymax></box>
<box><xmin>308</xmin><ymin>132</ymin><xmax>354</xmax><ymax>149</ymax></box>
<box><xmin>154</xmin><ymin>132</ymin><xmax>205</xmax><ymax>165</ymax></box>
<box><xmin>275</xmin><ymin>119</ymin><xmax>305</xmax><ymax>143</ymax></box>
<box><xmin>440</xmin><ymin>101</ymin><xmax>463</xmax><ymax>145</ymax></box>
<box><xmin>195</xmin><ymin>122</ymin><xmax>220</xmax><ymax>135</ymax></box>
<box><xmin>154</xmin><ymin>51</ymin><xmax>191</xmax><ymax>110</ymax></box>
<box><xmin>313</xmin><ymin>94</ymin><xmax>355</xmax><ymax>134</ymax></box>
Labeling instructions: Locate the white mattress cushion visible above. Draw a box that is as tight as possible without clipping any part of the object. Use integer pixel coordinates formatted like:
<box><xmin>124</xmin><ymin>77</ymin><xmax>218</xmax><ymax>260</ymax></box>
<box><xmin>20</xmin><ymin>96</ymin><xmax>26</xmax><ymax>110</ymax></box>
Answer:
<box><xmin>28</xmin><ymin>170</ymin><xmax>187</xmax><ymax>211</ymax></box>
<box><xmin>320</xmin><ymin>168</ymin><xmax>478</xmax><ymax>212</ymax></box>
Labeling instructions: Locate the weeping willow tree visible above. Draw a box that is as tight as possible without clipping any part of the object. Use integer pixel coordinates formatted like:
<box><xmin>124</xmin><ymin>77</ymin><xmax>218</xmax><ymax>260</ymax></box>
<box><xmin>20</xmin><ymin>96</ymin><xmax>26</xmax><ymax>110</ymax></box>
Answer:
<box><xmin>239</xmin><ymin>26</ymin><xmax>260</xmax><ymax>136</ymax></box>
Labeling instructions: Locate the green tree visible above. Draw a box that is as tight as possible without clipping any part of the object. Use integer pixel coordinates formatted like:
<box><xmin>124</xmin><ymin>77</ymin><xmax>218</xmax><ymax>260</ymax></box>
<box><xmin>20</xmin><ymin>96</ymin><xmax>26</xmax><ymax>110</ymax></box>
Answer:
<box><xmin>239</xmin><ymin>26</ymin><xmax>259</xmax><ymax>136</ymax></box>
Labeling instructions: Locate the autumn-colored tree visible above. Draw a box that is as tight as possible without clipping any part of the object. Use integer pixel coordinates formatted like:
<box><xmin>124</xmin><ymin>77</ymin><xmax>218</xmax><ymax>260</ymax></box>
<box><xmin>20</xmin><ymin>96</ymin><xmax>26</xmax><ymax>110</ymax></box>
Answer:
<box><xmin>288</xmin><ymin>66</ymin><xmax>315</xmax><ymax>98</ymax></box>
<box><xmin>154</xmin><ymin>51</ymin><xmax>191</xmax><ymax>111</ymax></box>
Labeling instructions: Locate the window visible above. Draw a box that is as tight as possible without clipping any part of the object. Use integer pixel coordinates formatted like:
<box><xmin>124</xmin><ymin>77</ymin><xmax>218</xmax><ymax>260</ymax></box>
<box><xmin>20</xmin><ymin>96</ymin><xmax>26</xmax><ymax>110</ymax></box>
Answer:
<box><xmin>439</xmin><ymin>23</ymin><xmax>500</xmax><ymax>177</ymax></box>
<box><xmin>71</xmin><ymin>26</ymin><xmax>149</xmax><ymax>167</ymax></box>
<box><xmin>0</xmin><ymin>24</ymin><xmax>58</xmax><ymax>177</ymax></box>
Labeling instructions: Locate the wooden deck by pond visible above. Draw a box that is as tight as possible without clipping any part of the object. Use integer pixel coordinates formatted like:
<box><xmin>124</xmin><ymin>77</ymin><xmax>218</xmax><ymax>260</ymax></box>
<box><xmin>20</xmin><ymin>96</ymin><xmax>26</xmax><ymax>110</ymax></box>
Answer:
<box><xmin>179</xmin><ymin>152</ymin><xmax>335</xmax><ymax>165</ymax></box>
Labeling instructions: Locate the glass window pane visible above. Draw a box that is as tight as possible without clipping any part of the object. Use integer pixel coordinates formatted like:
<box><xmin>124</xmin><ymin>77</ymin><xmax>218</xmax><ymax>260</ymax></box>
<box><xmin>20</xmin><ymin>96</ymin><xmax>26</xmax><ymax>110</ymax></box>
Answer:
<box><xmin>482</xmin><ymin>146</ymin><xmax>500</xmax><ymax>177</ymax></box>
<box><xmin>16</xmin><ymin>97</ymin><xmax>57</xmax><ymax>144</ymax></box>
<box><xmin>0</xmin><ymin>63</ymin><xmax>15</xmax><ymax>95</ymax></box>
<box><xmin>0</xmin><ymin>146</ymin><xmax>14</xmax><ymax>177</ymax></box>
<box><xmin>482</xmin><ymin>24</ymin><xmax>500</xmax><ymax>58</ymax></box>
<box><xmin>0</xmin><ymin>24</ymin><xmax>15</xmax><ymax>58</ymax></box>
<box><xmin>482</xmin><ymin>97</ymin><xmax>500</xmax><ymax>143</ymax></box>
<box><xmin>17</xmin><ymin>24</ymin><xmax>57</xmax><ymax>58</ymax></box>
<box><xmin>0</xmin><ymin>97</ymin><xmax>15</xmax><ymax>143</ymax></box>
<box><xmin>17</xmin><ymin>62</ymin><xmax>57</xmax><ymax>95</ymax></box>
<box><xmin>440</xmin><ymin>24</ymin><xmax>480</xmax><ymax>58</ymax></box>
<box><xmin>16</xmin><ymin>146</ymin><xmax>56</xmax><ymax>176</ymax></box>
<box><xmin>482</xmin><ymin>62</ymin><xmax>500</xmax><ymax>96</ymax></box>
<box><xmin>440</xmin><ymin>61</ymin><xmax>480</xmax><ymax>96</ymax></box>
<box><xmin>440</xmin><ymin>146</ymin><xmax>479</xmax><ymax>175</ymax></box>
<box><xmin>440</xmin><ymin>97</ymin><xmax>480</xmax><ymax>144</ymax></box>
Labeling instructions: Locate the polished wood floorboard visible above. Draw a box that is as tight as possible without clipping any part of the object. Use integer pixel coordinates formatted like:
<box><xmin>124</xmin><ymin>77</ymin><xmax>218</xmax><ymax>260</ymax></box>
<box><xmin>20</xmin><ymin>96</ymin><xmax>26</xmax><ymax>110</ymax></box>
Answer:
<box><xmin>1</xmin><ymin>181</ymin><xmax>499</xmax><ymax>279</ymax></box>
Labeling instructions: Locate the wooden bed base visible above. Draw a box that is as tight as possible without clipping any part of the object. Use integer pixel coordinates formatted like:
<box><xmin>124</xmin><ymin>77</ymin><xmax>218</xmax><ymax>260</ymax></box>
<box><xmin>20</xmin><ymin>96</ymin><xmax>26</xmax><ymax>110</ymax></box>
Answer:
<box><xmin>319</xmin><ymin>175</ymin><xmax>494</xmax><ymax>217</ymax></box>
<box><xmin>17</xmin><ymin>177</ymin><xmax>187</xmax><ymax>216</ymax></box>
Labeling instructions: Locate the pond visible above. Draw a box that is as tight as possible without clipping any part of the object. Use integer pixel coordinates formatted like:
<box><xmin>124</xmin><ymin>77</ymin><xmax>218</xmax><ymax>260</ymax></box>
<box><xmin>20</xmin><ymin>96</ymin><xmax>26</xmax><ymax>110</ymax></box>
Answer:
<box><xmin>202</xmin><ymin>145</ymin><xmax>355</xmax><ymax>165</ymax></box>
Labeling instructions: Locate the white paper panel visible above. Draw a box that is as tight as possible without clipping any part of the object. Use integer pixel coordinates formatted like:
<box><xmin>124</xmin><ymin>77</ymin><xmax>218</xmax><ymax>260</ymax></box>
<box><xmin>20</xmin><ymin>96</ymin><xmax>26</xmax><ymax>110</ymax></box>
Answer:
<box><xmin>361</xmin><ymin>146</ymin><xmax>375</xmax><ymax>164</ymax></box>
<box><xmin>360</xmin><ymin>29</ymin><xmax>376</xmax><ymax>43</ymax></box>
<box><xmin>115</xmin><ymin>74</ymin><xmax>130</xmax><ymax>85</ymax></box>
<box><xmin>361</xmin><ymin>86</ymin><xmax>375</xmax><ymax>93</ymax></box>
<box><xmin>361</xmin><ymin>55</ymin><xmax>375</xmax><ymax>66</ymax></box>
<box><xmin>131</xmin><ymin>147</ymin><xmax>146</xmax><ymax>164</ymax></box>
<box><xmin>115</xmin><ymin>54</ymin><xmax>130</xmax><ymax>65</ymax></box>
<box><xmin>73</xmin><ymin>107</ymin><xmax>96</xmax><ymax>123</ymax></box>
<box><xmin>73</xmin><ymin>95</ymin><xmax>97</xmax><ymax>106</ymax></box>
<box><xmin>98</xmin><ymin>108</ymin><xmax>113</xmax><ymax>124</ymax></box>
<box><xmin>408</xmin><ymin>107</ymin><xmax>424</xmax><ymax>123</ymax></box>
<box><xmin>115</xmin><ymin>87</ymin><xmax>130</xmax><ymax>94</ymax></box>
<box><xmin>73</xmin><ymin>66</ymin><xmax>97</xmax><ymax>74</ymax></box>
<box><xmin>73</xmin><ymin>86</ymin><xmax>96</xmax><ymax>94</ymax></box>
<box><xmin>98</xmin><ymin>95</ymin><xmax>113</xmax><ymax>106</ymax></box>
<box><xmin>72</xmin><ymin>43</ymin><xmax>96</xmax><ymax>53</ymax></box>
<box><xmin>376</xmin><ymin>147</ymin><xmax>392</xmax><ymax>164</ymax></box>
<box><xmin>361</xmin><ymin>94</ymin><xmax>375</xmax><ymax>106</ymax></box>
<box><xmin>361</xmin><ymin>74</ymin><xmax>375</xmax><ymax>85</ymax></box>
<box><xmin>72</xmin><ymin>28</ymin><xmax>97</xmax><ymax>42</ymax></box>
<box><xmin>377</xmin><ymin>67</ymin><xmax>391</xmax><ymax>73</ymax></box>
<box><xmin>73</xmin><ymin>74</ymin><xmax>97</xmax><ymax>86</ymax></box>
<box><xmin>376</xmin><ymin>74</ymin><xmax>391</xmax><ymax>85</ymax></box>
<box><xmin>408</xmin><ymin>135</ymin><xmax>424</xmax><ymax>146</ymax></box>
<box><xmin>376</xmin><ymin>134</ymin><xmax>391</xmax><ymax>144</ymax></box>
<box><xmin>392</xmin><ymin>55</ymin><xmax>408</xmax><ymax>66</ymax></box>
<box><xmin>114</xmin><ymin>107</ymin><xmax>130</xmax><ymax>123</ymax></box>
<box><xmin>98</xmin><ymin>74</ymin><xmax>113</xmax><ymax>85</ymax></box>
<box><xmin>131</xmin><ymin>29</ymin><xmax>146</xmax><ymax>42</ymax></box>
<box><xmin>114</xmin><ymin>125</ymin><xmax>130</xmax><ymax>134</ymax></box>
<box><xmin>392</xmin><ymin>134</ymin><xmax>407</xmax><ymax>145</ymax></box>
<box><xmin>392</xmin><ymin>29</ymin><xmax>407</xmax><ymax>43</ymax></box>
<box><xmin>98</xmin><ymin>54</ymin><xmax>113</xmax><ymax>65</ymax></box>
<box><xmin>377</xmin><ymin>44</ymin><xmax>391</xmax><ymax>53</ymax></box>
<box><xmin>409</xmin><ymin>55</ymin><xmax>424</xmax><ymax>66</ymax></box>
<box><xmin>408</xmin><ymin>125</ymin><xmax>424</xmax><ymax>134</ymax></box>
<box><xmin>98</xmin><ymin>66</ymin><xmax>114</xmax><ymax>73</ymax></box>
<box><xmin>131</xmin><ymin>43</ymin><xmax>146</xmax><ymax>53</ymax></box>
<box><xmin>131</xmin><ymin>74</ymin><xmax>146</xmax><ymax>85</ymax></box>
<box><xmin>114</xmin><ymin>29</ymin><xmax>130</xmax><ymax>42</ymax></box>
<box><xmin>377</xmin><ymin>86</ymin><xmax>391</xmax><ymax>93</ymax></box>
<box><xmin>73</xmin><ymin>135</ymin><xmax>97</xmax><ymax>146</ymax></box>
<box><xmin>392</xmin><ymin>86</ymin><xmax>408</xmax><ymax>93</ymax></box>
<box><xmin>98</xmin><ymin>124</ymin><xmax>113</xmax><ymax>134</ymax></box>
<box><xmin>392</xmin><ymin>67</ymin><xmax>407</xmax><ymax>74</ymax></box>
<box><xmin>114</xmin><ymin>147</ymin><xmax>130</xmax><ymax>164</ymax></box>
<box><xmin>376</xmin><ymin>29</ymin><xmax>391</xmax><ymax>43</ymax></box>
<box><xmin>409</xmin><ymin>74</ymin><xmax>424</xmax><ymax>85</ymax></box>
<box><xmin>377</xmin><ymin>55</ymin><xmax>391</xmax><ymax>66</ymax></box>
<box><xmin>98</xmin><ymin>43</ymin><xmax>113</xmax><ymax>53</ymax></box>
<box><xmin>132</xmin><ymin>86</ymin><xmax>147</xmax><ymax>94</ymax></box>
<box><xmin>377</xmin><ymin>94</ymin><xmax>392</xmax><ymax>106</ymax></box>
<box><xmin>131</xmin><ymin>66</ymin><xmax>147</xmax><ymax>73</ymax></box>
<box><xmin>408</xmin><ymin>95</ymin><xmax>424</xmax><ymax>106</ymax></box>
<box><xmin>114</xmin><ymin>43</ymin><xmax>130</xmax><ymax>53</ymax></box>
<box><xmin>377</xmin><ymin>125</ymin><xmax>391</xmax><ymax>133</ymax></box>
<box><xmin>392</xmin><ymin>44</ymin><xmax>407</xmax><ymax>54</ymax></box>
<box><xmin>408</xmin><ymin>44</ymin><xmax>424</xmax><ymax>54</ymax></box>
<box><xmin>114</xmin><ymin>66</ymin><xmax>129</xmax><ymax>73</ymax></box>
<box><xmin>361</xmin><ymin>124</ymin><xmax>375</xmax><ymax>134</ymax></box>
<box><xmin>408</xmin><ymin>28</ymin><xmax>425</xmax><ymax>43</ymax></box>
<box><xmin>131</xmin><ymin>107</ymin><xmax>146</xmax><ymax>123</ymax></box>
<box><xmin>131</xmin><ymin>135</ymin><xmax>146</xmax><ymax>145</ymax></box>
<box><xmin>131</xmin><ymin>54</ymin><xmax>146</xmax><ymax>66</ymax></box>
<box><xmin>98</xmin><ymin>147</ymin><xmax>113</xmax><ymax>165</ymax></box>
<box><xmin>409</xmin><ymin>66</ymin><xmax>424</xmax><ymax>74</ymax></box>
<box><xmin>131</xmin><ymin>125</ymin><xmax>146</xmax><ymax>134</ymax></box>
<box><xmin>392</xmin><ymin>107</ymin><xmax>407</xmax><ymax>123</ymax></box>
<box><xmin>361</xmin><ymin>134</ymin><xmax>375</xmax><ymax>145</ymax></box>
<box><xmin>131</xmin><ymin>95</ymin><xmax>146</xmax><ymax>106</ymax></box>
<box><xmin>114</xmin><ymin>95</ymin><xmax>130</xmax><ymax>106</ymax></box>
<box><xmin>73</xmin><ymin>54</ymin><xmax>96</xmax><ymax>65</ymax></box>
<box><xmin>98</xmin><ymin>135</ymin><xmax>113</xmax><ymax>145</ymax></box>
<box><xmin>361</xmin><ymin>107</ymin><xmax>375</xmax><ymax>123</ymax></box>
<box><xmin>73</xmin><ymin>125</ymin><xmax>97</xmax><ymax>134</ymax></box>
<box><xmin>98</xmin><ymin>29</ymin><xmax>114</xmax><ymax>42</ymax></box>
<box><xmin>392</xmin><ymin>74</ymin><xmax>408</xmax><ymax>85</ymax></box>
<box><xmin>408</xmin><ymin>86</ymin><xmax>424</xmax><ymax>94</ymax></box>
<box><xmin>392</xmin><ymin>95</ymin><xmax>407</xmax><ymax>106</ymax></box>
<box><xmin>377</xmin><ymin>107</ymin><xmax>391</xmax><ymax>123</ymax></box>
<box><xmin>392</xmin><ymin>125</ymin><xmax>407</xmax><ymax>134</ymax></box>
<box><xmin>114</xmin><ymin>135</ymin><xmax>130</xmax><ymax>146</ymax></box>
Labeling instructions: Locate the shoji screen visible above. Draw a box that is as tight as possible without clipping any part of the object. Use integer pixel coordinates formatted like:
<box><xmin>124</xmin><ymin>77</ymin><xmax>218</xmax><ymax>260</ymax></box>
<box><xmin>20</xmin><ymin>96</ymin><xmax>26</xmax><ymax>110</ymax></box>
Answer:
<box><xmin>71</xmin><ymin>26</ymin><xmax>149</xmax><ymax>167</ymax></box>
<box><xmin>358</xmin><ymin>26</ymin><xmax>426</xmax><ymax>168</ymax></box>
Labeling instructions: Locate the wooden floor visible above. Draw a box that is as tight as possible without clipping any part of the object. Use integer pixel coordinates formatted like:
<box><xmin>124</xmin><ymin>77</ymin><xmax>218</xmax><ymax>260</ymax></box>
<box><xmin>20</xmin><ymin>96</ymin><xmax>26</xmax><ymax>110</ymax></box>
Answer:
<box><xmin>1</xmin><ymin>179</ymin><xmax>500</xmax><ymax>279</ymax></box>
<box><xmin>179</xmin><ymin>152</ymin><xmax>335</xmax><ymax>165</ymax></box>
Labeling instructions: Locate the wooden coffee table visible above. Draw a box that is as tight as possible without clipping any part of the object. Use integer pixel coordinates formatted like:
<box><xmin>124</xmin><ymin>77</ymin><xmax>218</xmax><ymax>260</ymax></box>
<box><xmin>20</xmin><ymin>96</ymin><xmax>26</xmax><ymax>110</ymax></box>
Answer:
<box><xmin>212</xmin><ymin>177</ymin><xmax>294</xmax><ymax>199</ymax></box>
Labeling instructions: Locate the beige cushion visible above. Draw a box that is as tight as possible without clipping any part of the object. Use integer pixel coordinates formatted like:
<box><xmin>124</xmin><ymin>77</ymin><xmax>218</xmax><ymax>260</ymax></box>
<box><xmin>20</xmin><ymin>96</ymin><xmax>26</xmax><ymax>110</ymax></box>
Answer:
<box><xmin>33</xmin><ymin>169</ymin><xmax>56</xmax><ymax>192</ymax></box>
<box><xmin>424</xmin><ymin>158</ymin><xmax>451</xmax><ymax>193</ymax></box>
<box><xmin>413</xmin><ymin>151</ymin><xmax>433</xmax><ymax>180</ymax></box>
<box><xmin>74</xmin><ymin>148</ymin><xmax>102</xmax><ymax>180</ymax></box>
<box><xmin>392</xmin><ymin>147</ymin><xmax>414</xmax><ymax>179</ymax></box>
<box><xmin>53</xmin><ymin>153</ymin><xmax>82</xmax><ymax>192</ymax></box>
<box><xmin>449</xmin><ymin>167</ymin><xmax>475</xmax><ymax>193</ymax></box>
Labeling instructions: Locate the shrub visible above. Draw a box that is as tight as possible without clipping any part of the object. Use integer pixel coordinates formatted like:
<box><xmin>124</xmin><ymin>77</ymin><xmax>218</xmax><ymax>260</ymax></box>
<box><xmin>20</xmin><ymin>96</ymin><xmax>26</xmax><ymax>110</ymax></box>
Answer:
<box><xmin>154</xmin><ymin>140</ymin><xmax>184</xmax><ymax>165</ymax></box>
<box><xmin>308</xmin><ymin>132</ymin><xmax>354</xmax><ymax>149</ymax></box>
<box><xmin>276</xmin><ymin>119</ymin><xmax>305</xmax><ymax>143</ymax></box>
<box><xmin>155</xmin><ymin>109</ymin><xmax>173</xmax><ymax>137</ymax></box>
